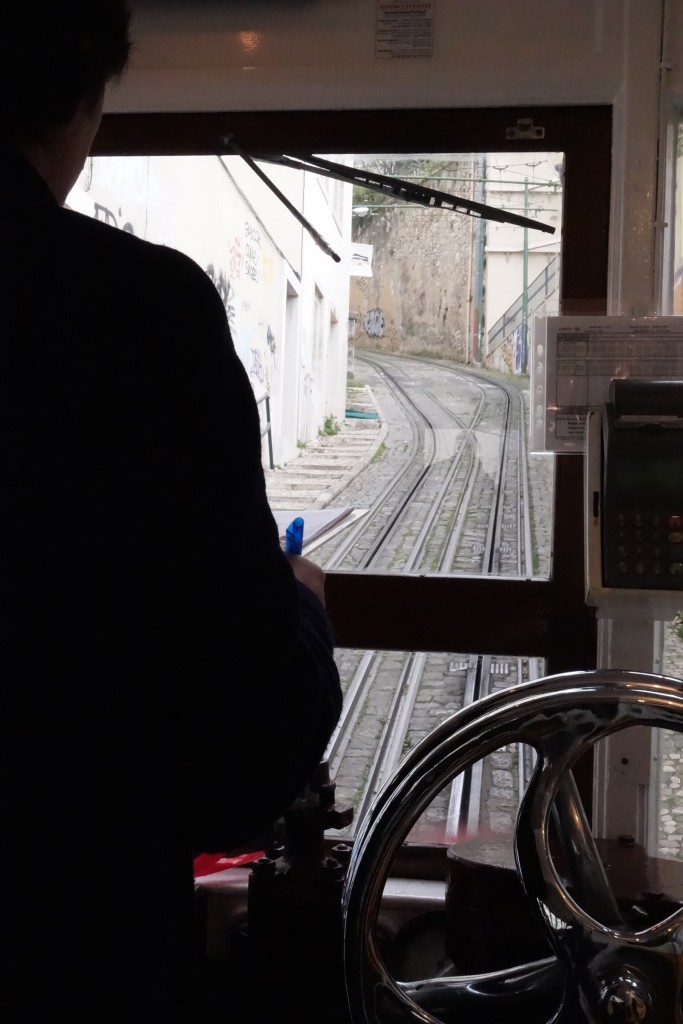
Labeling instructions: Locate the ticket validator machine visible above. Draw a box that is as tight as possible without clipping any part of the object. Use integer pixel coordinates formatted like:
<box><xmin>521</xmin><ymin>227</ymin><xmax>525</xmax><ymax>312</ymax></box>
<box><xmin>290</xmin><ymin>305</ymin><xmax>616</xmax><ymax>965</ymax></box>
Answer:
<box><xmin>585</xmin><ymin>377</ymin><xmax>683</xmax><ymax>851</ymax></box>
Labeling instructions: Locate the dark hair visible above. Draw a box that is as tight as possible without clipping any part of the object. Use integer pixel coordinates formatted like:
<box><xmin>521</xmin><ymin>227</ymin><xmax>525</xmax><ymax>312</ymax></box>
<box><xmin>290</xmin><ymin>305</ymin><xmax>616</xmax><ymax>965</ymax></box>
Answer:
<box><xmin>0</xmin><ymin>1</ymin><xmax>132</xmax><ymax>140</ymax></box>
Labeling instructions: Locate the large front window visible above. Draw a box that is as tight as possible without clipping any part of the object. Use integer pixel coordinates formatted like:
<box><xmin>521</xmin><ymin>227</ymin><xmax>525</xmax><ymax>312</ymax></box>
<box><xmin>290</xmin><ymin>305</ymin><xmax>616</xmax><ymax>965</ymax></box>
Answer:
<box><xmin>92</xmin><ymin>105</ymin><xmax>610</xmax><ymax>848</ymax></box>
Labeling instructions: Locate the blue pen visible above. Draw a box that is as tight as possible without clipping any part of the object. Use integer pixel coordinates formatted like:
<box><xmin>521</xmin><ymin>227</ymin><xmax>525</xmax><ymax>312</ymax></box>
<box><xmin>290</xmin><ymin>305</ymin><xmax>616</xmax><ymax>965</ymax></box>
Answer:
<box><xmin>285</xmin><ymin>516</ymin><xmax>305</xmax><ymax>555</ymax></box>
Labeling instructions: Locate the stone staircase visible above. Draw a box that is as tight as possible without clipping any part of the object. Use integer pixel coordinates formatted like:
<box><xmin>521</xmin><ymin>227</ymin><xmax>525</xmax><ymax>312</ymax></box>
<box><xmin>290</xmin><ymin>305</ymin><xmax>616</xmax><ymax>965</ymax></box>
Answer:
<box><xmin>265</xmin><ymin>384</ymin><xmax>384</xmax><ymax>510</ymax></box>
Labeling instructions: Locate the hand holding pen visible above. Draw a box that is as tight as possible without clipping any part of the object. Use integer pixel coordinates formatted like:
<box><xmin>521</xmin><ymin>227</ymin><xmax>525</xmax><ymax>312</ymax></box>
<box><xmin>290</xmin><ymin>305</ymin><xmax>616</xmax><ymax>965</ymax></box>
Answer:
<box><xmin>284</xmin><ymin>516</ymin><xmax>305</xmax><ymax>555</ymax></box>
<box><xmin>283</xmin><ymin>516</ymin><xmax>327</xmax><ymax>606</ymax></box>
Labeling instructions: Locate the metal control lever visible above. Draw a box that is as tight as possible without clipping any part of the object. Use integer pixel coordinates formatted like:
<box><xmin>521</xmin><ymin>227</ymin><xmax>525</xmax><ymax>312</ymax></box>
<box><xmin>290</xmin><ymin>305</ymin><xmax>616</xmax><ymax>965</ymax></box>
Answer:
<box><xmin>246</xmin><ymin>761</ymin><xmax>354</xmax><ymax>1020</ymax></box>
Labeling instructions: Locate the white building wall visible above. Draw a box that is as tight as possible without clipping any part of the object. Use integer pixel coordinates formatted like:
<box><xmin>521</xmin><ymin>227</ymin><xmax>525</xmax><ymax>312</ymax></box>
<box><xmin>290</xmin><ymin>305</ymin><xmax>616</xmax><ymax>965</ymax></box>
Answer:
<box><xmin>221</xmin><ymin>158</ymin><xmax>305</xmax><ymax>277</ymax></box>
<box><xmin>299</xmin><ymin>169</ymin><xmax>353</xmax><ymax>440</ymax></box>
<box><xmin>484</xmin><ymin>154</ymin><xmax>563</xmax><ymax>332</ymax></box>
<box><xmin>68</xmin><ymin>155</ymin><xmax>351</xmax><ymax>467</ymax></box>
<box><xmin>486</xmin><ymin>252</ymin><xmax>556</xmax><ymax>332</ymax></box>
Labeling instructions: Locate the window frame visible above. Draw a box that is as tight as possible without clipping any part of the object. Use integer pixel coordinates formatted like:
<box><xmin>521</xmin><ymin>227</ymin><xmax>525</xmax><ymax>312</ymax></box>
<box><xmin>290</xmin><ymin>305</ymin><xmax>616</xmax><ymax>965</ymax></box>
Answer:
<box><xmin>95</xmin><ymin>104</ymin><xmax>611</xmax><ymax>805</ymax></box>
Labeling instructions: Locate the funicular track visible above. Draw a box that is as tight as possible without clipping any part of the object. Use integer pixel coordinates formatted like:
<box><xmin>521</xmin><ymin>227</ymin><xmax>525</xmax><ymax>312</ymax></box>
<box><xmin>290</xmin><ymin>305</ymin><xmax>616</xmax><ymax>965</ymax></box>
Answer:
<box><xmin>320</xmin><ymin>357</ymin><xmax>487</xmax><ymax>572</ymax></box>
<box><xmin>322</xmin><ymin>353</ymin><xmax>540</xmax><ymax>841</ymax></box>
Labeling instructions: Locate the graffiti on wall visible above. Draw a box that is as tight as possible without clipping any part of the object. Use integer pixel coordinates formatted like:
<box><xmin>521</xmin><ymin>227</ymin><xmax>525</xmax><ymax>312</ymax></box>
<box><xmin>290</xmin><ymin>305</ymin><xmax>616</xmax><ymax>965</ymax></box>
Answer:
<box><xmin>204</xmin><ymin>216</ymin><xmax>280</xmax><ymax>406</ymax></box>
<box><xmin>249</xmin><ymin>347</ymin><xmax>265</xmax><ymax>387</ymax></box>
<box><xmin>501</xmin><ymin>337</ymin><xmax>514</xmax><ymax>374</ymax></box>
<box><xmin>94</xmin><ymin>202</ymin><xmax>135</xmax><ymax>235</ymax></box>
<box><xmin>364</xmin><ymin>307</ymin><xmax>385</xmax><ymax>338</ymax></box>
<box><xmin>513</xmin><ymin>325</ymin><xmax>523</xmax><ymax>374</ymax></box>
<box><xmin>261</xmin><ymin>252</ymin><xmax>274</xmax><ymax>288</ymax></box>
<box><xmin>242</xmin><ymin>321</ymin><xmax>275</xmax><ymax>396</ymax></box>
<box><xmin>205</xmin><ymin>264</ymin><xmax>236</xmax><ymax>334</ymax></box>
<box><xmin>244</xmin><ymin>220</ymin><xmax>262</xmax><ymax>282</ymax></box>
<box><xmin>223</xmin><ymin>222</ymin><xmax>266</xmax><ymax>284</ymax></box>
<box><xmin>229</xmin><ymin>237</ymin><xmax>242</xmax><ymax>281</ymax></box>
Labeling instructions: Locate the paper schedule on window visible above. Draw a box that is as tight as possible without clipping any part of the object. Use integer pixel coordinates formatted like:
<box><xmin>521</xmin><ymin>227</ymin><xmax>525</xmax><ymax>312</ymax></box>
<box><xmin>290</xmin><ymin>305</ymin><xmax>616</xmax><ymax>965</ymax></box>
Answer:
<box><xmin>531</xmin><ymin>316</ymin><xmax>683</xmax><ymax>453</ymax></box>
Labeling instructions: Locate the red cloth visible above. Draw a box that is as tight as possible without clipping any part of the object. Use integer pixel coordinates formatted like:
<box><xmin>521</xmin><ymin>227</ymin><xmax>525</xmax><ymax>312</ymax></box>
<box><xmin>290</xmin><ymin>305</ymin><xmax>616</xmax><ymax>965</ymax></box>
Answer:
<box><xmin>193</xmin><ymin>851</ymin><xmax>264</xmax><ymax>877</ymax></box>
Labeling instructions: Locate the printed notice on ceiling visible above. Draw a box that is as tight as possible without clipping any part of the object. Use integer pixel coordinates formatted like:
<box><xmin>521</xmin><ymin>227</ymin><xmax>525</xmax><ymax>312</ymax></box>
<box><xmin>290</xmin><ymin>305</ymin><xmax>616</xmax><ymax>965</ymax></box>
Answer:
<box><xmin>531</xmin><ymin>316</ymin><xmax>683</xmax><ymax>453</ymax></box>
<box><xmin>376</xmin><ymin>1</ymin><xmax>434</xmax><ymax>59</ymax></box>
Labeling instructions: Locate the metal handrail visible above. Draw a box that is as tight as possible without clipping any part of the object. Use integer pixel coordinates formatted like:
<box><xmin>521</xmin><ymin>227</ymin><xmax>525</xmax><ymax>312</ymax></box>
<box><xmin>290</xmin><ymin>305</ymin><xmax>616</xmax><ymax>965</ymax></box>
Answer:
<box><xmin>487</xmin><ymin>255</ymin><xmax>558</xmax><ymax>354</ymax></box>
<box><xmin>256</xmin><ymin>393</ymin><xmax>274</xmax><ymax>470</ymax></box>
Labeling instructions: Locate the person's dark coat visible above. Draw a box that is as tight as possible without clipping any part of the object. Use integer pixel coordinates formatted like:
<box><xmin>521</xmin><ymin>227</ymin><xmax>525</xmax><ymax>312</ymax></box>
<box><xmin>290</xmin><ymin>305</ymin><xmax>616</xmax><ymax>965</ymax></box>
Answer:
<box><xmin>0</xmin><ymin>145</ymin><xmax>342</xmax><ymax>1020</ymax></box>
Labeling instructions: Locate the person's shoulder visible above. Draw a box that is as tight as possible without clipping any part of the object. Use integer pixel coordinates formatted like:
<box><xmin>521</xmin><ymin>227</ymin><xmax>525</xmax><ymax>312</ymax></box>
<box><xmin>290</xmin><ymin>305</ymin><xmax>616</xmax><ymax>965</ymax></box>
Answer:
<box><xmin>63</xmin><ymin>206</ymin><xmax>220</xmax><ymax>296</ymax></box>
<box><xmin>62</xmin><ymin>206</ymin><xmax>226</xmax><ymax>320</ymax></box>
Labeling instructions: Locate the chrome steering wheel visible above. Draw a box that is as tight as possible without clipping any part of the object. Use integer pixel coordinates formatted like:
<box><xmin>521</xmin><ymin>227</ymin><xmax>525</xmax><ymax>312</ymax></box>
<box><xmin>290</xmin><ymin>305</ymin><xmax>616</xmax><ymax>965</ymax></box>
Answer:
<box><xmin>343</xmin><ymin>670</ymin><xmax>683</xmax><ymax>1024</ymax></box>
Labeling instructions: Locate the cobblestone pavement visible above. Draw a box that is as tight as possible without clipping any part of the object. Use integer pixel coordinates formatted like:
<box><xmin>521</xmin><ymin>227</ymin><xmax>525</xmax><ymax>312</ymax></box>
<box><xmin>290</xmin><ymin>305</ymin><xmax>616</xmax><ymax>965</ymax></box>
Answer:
<box><xmin>658</xmin><ymin>626</ymin><xmax>683</xmax><ymax>858</ymax></box>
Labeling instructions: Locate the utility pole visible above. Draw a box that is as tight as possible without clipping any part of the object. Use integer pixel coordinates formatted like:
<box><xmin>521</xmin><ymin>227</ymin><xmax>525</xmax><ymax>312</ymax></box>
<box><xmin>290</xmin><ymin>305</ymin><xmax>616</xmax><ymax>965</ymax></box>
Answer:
<box><xmin>474</xmin><ymin>155</ymin><xmax>487</xmax><ymax>364</ymax></box>
<box><xmin>521</xmin><ymin>176</ymin><xmax>529</xmax><ymax>374</ymax></box>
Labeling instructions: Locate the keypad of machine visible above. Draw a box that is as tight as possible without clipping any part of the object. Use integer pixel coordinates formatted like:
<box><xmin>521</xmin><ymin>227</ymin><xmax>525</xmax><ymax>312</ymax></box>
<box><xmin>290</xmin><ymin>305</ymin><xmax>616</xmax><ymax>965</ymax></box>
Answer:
<box><xmin>613</xmin><ymin>512</ymin><xmax>683</xmax><ymax>579</ymax></box>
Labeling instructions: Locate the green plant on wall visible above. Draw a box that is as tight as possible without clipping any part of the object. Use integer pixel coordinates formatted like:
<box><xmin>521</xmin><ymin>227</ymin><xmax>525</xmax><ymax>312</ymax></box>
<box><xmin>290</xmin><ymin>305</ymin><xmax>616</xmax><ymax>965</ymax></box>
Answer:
<box><xmin>676</xmin><ymin>610</ymin><xmax>683</xmax><ymax>642</ymax></box>
<box><xmin>353</xmin><ymin>158</ymin><xmax>466</xmax><ymax>211</ymax></box>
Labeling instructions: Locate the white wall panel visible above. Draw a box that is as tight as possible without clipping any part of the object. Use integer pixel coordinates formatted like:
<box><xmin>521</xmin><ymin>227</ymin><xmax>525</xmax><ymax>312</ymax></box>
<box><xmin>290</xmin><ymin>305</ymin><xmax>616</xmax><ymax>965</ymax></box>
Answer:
<box><xmin>111</xmin><ymin>0</ymin><xmax>625</xmax><ymax>112</ymax></box>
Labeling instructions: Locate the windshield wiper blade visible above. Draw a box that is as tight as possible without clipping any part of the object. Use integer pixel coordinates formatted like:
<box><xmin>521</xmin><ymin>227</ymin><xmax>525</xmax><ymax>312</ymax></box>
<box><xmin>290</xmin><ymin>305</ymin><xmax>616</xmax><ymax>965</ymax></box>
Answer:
<box><xmin>219</xmin><ymin>135</ymin><xmax>342</xmax><ymax>262</ymax></box>
<box><xmin>259</xmin><ymin>153</ymin><xmax>555</xmax><ymax>234</ymax></box>
<box><xmin>218</xmin><ymin>138</ymin><xmax>555</xmax><ymax>262</ymax></box>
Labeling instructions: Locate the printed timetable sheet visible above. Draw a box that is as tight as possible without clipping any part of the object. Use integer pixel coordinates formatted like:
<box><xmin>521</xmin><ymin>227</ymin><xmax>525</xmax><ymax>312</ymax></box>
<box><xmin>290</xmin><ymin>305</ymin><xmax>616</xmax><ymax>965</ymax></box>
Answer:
<box><xmin>532</xmin><ymin>316</ymin><xmax>683</xmax><ymax>452</ymax></box>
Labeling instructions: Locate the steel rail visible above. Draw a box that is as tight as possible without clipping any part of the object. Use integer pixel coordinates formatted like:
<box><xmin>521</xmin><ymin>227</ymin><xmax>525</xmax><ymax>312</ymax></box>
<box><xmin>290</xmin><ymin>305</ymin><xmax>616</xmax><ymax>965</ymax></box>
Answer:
<box><xmin>324</xmin><ymin>358</ymin><xmax>489</xmax><ymax>820</ymax></box>
<box><xmin>321</xmin><ymin>361</ymin><xmax>428</xmax><ymax>570</ymax></box>
<box><xmin>353</xmin><ymin>653</ymin><xmax>427</xmax><ymax>828</ymax></box>
<box><xmin>322</xmin><ymin>354</ymin><xmax>537</xmax><ymax>839</ymax></box>
<box><xmin>325</xmin><ymin>651</ymin><xmax>379</xmax><ymax>777</ymax></box>
<box><xmin>347</xmin><ymin>365</ymin><xmax>500</xmax><ymax>827</ymax></box>
<box><xmin>354</xmin><ymin>355</ymin><xmax>487</xmax><ymax>572</ymax></box>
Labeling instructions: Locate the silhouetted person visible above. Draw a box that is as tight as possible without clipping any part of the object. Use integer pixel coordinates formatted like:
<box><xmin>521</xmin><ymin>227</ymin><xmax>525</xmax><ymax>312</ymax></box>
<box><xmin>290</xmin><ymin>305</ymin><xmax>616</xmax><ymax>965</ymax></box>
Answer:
<box><xmin>0</xmin><ymin>4</ymin><xmax>342</xmax><ymax>1019</ymax></box>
